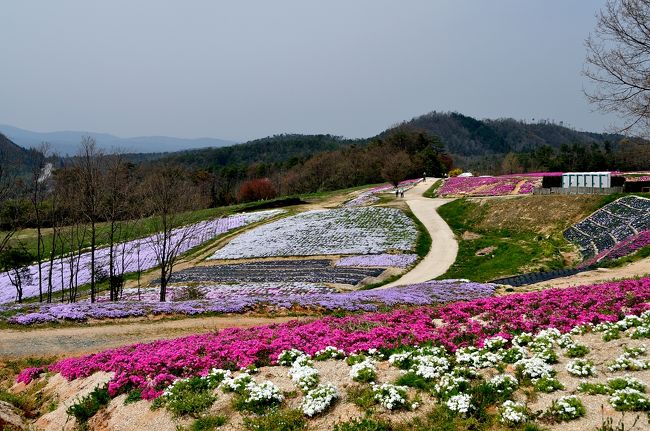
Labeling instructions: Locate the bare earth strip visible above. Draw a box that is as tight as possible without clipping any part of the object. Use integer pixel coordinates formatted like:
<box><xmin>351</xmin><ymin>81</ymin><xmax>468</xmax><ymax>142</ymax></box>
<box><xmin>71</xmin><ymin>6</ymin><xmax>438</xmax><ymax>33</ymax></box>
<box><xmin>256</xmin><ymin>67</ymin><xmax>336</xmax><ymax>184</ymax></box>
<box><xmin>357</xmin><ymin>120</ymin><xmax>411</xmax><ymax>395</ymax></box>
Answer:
<box><xmin>382</xmin><ymin>180</ymin><xmax>458</xmax><ymax>288</ymax></box>
<box><xmin>0</xmin><ymin>315</ymin><xmax>303</xmax><ymax>359</ymax></box>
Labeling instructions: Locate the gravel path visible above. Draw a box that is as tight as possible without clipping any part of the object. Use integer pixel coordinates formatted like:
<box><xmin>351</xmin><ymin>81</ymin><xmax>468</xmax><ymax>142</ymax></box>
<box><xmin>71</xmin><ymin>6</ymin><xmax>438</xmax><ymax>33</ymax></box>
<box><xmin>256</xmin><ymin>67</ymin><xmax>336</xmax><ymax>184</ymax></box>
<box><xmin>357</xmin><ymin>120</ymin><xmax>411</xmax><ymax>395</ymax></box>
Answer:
<box><xmin>0</xmin><ymin>315</ymin><xmax>303</xmax><ymax>359</ymax></box>
<box><xmin>381</xmin><ymin>180</ymin><xmax>458</xmax><ymax>288</ymax></box>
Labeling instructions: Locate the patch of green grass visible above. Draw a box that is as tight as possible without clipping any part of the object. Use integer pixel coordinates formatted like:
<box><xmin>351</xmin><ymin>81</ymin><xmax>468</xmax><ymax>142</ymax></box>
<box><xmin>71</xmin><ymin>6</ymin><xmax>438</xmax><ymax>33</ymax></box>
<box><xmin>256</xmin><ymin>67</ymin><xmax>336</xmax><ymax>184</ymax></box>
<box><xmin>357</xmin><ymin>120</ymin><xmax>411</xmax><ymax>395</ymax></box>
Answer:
<box><xmin>242</xmin><ymin>408</ymin><xmax>306</xmax><ymax>431</ymax></box>
<box><xmin>66</xmin><ymin>384</ymin><xmax>110</xmax><ymax>425</ymax></box>
<box><xmin>189</xmin><ymin>415</ymin><xmax>227</xmax><ymax>430</ymax></box>
<box><xmin>334</xmin><ymin>417</ymin><xmax>392</xmax><ymax>431</ymax></box>
<box><xmin>422</xmin><ymin>179</ymin><xmax>441</xmax><ymax>198</ymax></box>
<box><xmin>437</xmin><ymin>199</ymin><xmax>569</xmax><ymax>281</ymax></box>
<box><xmin>394</xmin><ymin>371</ymin><xmax>433</xmax><ymax>390</ymax></box>
<box><xmin>404</xmin><ymin>209</ymin><xmax>431</xmax><ymax>259</ymax></box>
<box><xmin>346</xmin><ymin>385</ymin><xmax>376</xmax><ymax>410</ymax></box>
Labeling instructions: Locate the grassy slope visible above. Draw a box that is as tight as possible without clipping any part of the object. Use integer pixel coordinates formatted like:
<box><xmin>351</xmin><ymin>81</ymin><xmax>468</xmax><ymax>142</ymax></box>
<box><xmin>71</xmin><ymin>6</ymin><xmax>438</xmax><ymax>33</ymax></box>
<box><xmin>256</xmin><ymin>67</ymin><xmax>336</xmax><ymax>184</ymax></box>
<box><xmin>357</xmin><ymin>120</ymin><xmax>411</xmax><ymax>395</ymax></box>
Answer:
<box><xmin>436</xmin><ymin>195</ymin><xmax>606</xmax><ymax>282</ymax></box>
<box><xmin>422</xmin><ymin>179</ymin><xmax>441</xmax><ymax>198</ymax></box>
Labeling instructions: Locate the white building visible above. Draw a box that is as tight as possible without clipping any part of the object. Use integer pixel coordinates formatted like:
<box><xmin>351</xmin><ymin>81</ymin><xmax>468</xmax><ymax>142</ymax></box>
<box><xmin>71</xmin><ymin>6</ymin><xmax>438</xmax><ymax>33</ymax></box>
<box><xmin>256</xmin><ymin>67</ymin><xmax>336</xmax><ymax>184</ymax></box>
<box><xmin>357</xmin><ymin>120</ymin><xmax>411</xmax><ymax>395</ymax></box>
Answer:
<box><xmin>561</xmin><ymin>172</ymin><xmax>611</xmax><ymax>189</ymax></box>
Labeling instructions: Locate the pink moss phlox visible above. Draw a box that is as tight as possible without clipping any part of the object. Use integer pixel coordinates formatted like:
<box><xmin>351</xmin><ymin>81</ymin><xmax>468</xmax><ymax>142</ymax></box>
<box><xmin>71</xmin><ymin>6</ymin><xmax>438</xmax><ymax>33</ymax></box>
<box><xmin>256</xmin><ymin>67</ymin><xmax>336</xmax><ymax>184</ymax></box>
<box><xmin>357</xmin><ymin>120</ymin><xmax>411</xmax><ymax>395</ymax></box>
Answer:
<box><xmin>16</xmin><ymin>367</ymin><xmax>44</xmax><ymax>384</ymax></box>
<box><xmin>22</xmin><ymin>278</ymin><xmax>650</xmax><ymax>398</ymax></box>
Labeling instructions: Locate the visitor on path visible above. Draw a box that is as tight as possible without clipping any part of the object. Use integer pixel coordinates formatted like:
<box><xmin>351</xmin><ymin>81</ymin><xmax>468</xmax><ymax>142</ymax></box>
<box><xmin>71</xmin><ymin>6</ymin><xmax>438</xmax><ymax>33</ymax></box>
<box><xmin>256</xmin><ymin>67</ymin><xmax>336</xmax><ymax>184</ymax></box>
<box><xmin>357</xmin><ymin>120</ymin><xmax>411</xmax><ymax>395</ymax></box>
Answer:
<box><xmin>423</xmin><ymin>172</ymin><xmax>427</xmax><ymax>182</ymax></box>
<box><xmin>400</xmin><ymin>188</ymin><xmax>404</xmax><ymax>198</ymax></box>
<box><xmin>395</xmin><ymin>188</ymin><xmax>399</xmax><ymax>198</ymax></box>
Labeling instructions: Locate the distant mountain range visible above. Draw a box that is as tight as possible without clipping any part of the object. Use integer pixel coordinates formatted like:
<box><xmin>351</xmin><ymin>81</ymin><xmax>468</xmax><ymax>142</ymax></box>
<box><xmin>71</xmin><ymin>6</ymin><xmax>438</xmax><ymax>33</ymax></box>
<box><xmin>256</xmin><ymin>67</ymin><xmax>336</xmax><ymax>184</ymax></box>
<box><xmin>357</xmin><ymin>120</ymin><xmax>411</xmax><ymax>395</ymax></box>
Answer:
<box><xmin>0</xmin><ymin>124</ymin><xmax>238</xmax><ymax>155</ymax></box>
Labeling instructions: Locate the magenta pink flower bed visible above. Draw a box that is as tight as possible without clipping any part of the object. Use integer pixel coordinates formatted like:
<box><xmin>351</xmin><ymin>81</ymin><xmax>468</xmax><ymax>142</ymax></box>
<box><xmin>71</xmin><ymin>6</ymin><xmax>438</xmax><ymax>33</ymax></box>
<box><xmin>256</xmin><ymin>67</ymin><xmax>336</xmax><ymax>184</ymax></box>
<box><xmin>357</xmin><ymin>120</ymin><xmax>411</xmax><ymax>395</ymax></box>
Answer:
<box><xmin>18</xmin><ymin>278</ymin><xmax>650</xmax><ymax>399</ymax></box>
<box><xmin>438</xmin><ymin>175</ymin><xmax>543</xmax><ymax>197</ymax></box>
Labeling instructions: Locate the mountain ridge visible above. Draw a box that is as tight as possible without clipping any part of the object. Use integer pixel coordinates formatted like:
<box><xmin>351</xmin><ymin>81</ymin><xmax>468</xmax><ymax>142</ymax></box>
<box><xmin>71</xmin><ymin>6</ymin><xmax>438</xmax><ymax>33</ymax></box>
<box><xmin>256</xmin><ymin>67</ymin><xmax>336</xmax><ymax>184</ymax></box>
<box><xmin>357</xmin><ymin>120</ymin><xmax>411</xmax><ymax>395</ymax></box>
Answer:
<box><xmin>0</xmin><ymin>124</ymin><xmax>238</xmax><ymax>155</ymax></box>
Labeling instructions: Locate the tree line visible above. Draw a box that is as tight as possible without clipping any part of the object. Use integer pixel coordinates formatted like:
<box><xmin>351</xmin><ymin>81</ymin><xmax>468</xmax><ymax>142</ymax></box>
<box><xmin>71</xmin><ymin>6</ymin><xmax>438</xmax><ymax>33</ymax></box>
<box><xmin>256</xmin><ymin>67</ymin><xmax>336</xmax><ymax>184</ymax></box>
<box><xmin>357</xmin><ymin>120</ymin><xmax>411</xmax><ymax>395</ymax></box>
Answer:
<box><xmin>0</xmin><ymin>138</ymin><xmax>205</xmax><ymax>303</ymax></box>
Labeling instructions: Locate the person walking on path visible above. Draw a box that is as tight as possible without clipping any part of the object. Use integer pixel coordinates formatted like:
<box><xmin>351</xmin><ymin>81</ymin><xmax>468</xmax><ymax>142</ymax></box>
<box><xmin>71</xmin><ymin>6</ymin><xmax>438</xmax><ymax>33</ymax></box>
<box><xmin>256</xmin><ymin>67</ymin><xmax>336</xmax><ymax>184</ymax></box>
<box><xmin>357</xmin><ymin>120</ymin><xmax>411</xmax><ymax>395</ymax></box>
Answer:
<box><xmin>400</xmin><ymin>188</ymin><xmax>404</xmax><ymax>198</ymax></box>
<box><xmin>395</xmin><ymin>188</ymin><xmax>399</xmax><ymax>198</ymax></box>
<box><xmin>423</xmin><ymin>172</ymin><xmax>427</xmax><ymax>182</ymax></box>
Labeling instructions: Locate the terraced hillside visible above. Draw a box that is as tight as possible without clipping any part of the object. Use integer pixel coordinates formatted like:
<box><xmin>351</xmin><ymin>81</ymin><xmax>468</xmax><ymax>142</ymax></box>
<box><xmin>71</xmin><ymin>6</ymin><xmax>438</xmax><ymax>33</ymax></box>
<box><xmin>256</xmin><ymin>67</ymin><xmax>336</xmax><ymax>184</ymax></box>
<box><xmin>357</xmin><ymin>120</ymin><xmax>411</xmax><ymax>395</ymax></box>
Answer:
<box><xmin>564</xmin><ymin>196</ymin><xmax>650</xmax><ymax>261</ymax></box>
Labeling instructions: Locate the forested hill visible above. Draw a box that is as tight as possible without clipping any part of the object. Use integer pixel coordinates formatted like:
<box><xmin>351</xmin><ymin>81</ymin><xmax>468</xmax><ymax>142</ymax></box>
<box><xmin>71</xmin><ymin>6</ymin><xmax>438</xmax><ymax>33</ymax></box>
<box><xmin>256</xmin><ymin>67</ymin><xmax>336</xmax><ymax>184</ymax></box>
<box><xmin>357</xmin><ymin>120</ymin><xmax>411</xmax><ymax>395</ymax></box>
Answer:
<box><xmin>0</xmin><ymin>133</ymin><xmax>40</xmax><ymax>174</ymax></box>
<box><xmin>163</xmin><ymin>134</ymin><xmax>363</xmax><ymax>169</ymax></box>
<box><xmin>399</xmin><ymin>111</ymin><xmax>623</xmax><ymax>159</ymax></box>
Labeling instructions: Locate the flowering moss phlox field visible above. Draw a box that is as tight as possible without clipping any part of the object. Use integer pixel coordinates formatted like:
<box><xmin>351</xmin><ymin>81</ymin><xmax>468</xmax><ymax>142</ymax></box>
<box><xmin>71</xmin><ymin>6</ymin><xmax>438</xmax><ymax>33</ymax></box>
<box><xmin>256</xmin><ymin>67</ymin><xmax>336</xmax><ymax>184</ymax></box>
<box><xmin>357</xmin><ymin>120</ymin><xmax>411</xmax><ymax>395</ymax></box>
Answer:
<box><xmin>18</xmin><ymin>277</ymin><xmax>650</xmax><ymax>400</ymax></box>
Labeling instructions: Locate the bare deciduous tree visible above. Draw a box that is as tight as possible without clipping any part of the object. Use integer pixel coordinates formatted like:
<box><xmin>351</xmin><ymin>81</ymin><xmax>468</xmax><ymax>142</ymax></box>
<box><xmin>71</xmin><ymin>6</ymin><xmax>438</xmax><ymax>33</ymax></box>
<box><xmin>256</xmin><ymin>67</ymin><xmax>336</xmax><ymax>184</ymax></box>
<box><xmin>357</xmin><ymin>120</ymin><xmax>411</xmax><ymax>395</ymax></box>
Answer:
<box><xmin>27</xmin><ymin>143</ymin><xmax>51</xmax><ymax>302</ymax></box>
<box><xmin>142</xmin><ymin>163</ymin><xmax>199</xmax><ymax>302</ymax></box>
<box><xmin>74</xmin><ymin>137</ymin><xmax>104</xmax><ymax>302</ymax></box>
<box><xmin>585</xmin><ymin>0</ymin><xmax>650</xmax><ymax>135</ymax></box>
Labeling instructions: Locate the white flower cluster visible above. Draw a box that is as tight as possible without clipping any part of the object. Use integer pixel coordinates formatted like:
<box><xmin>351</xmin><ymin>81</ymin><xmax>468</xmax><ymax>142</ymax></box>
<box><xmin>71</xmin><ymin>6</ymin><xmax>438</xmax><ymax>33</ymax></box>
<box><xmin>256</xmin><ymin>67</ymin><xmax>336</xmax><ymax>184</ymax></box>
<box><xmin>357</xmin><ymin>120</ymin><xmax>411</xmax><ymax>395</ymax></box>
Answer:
<box><xmin>413</xmin><ymin>355</ymin><xmax>451</xmax><ymax>380</ymax></box>
<box><xmin>515</xmin><ymin>357</ymin><xmax>555</xmax><ymax>380</ymax></box>
<box><xmin>570</xmin><ymin>323</ymin><xmax>593</xmax><ymax>335</ymax></box>
<box><xmin>608</xmin><ymin>346</ymin><xmax>650</xmax><ymax>372</ymax></box>
<box><xmin>222</xmin><ymin>372</ymin><xmax>253</xmax><ymax>393</ymax></box>
<box><xmin>278</xmin><ymin>349</ymin><xmax>310</xmax><ymax>366</ymax></box>
<box><xmin>609</xmin><ymin>388</ymin><xmax>650</xmax><ymax>411</ymax></box>
<box><xmin>607</xmin><ymin>375</ymin><xmax>646</xmax><ymax>392</ymax></box>
<box><xmin>388</xmin><ymin>351</ymin><xmax>414</xmax><ymax>368</ymax></box>
<box><xmin>446</xmin><ymin>393</ymin><xmax>473</xmax><ymax>416</ymax></box>
<box><xmin>315</xmin><ymin>346</ymin><xmax>346</xmax><ymax>360</ymax></box>
<box><xmin>433</xmin><ymin>375</ymin><xmax>468</xmax><ymax>399</ymax></box>
<box><xmin>545</xmin><ymin>395</ymin><xmax>585</xmax><ymax>421</ymax></box>
<box><xmin>372</xmin><ymin>383</ymin><xmax>409</xmax><ymax>410</ymax></box>
<box><xmin>482</xmin><ymin>336</ymin><xmax>508</xmax><ymax>351</ymax></box>
<box><xmin>289</xmin><ymin>362</ymin><xmax>320</xmax><ymax>392</ymax></box>
<box><xmin>499</xmin><ymin>400</ymin><xmax>528</xmax><ymax>425</ymax></box>
<box><xmin>556</xmin><ymin>333</ymin><xmax>576</xmax><ymax>349</ymax></box>
<box><xmin>301</xmin><ymin>383</ymin><xmax>339</xmax><ymax>417</ymax></box>
<box><xmin>488</xmin><ymin>374</ymin><xmax>519</xmax><ymax>394</ymax></box>
<box><xmin>245</xmin><ymin>380</ymin><xmax>284</xmax><ymax>404</ymax></box>
<box><xmin>566</xmin><ymin>359</ymin><xmax>596</xmax><ymax>377</ymax></box>
<box><xmin>512</xmin><ymin>332</ymin><xmax>534</xmax><ymax>346</ymax></box>
<box><xmin>455</xmin><ymin>347</ymin><xmax>500</xmax><ymax>369</ymax></box>
<box><xmin>349</xmin><ymin>359</ymin><xmax>377</xmax><ymax>382</ymax></box>
<box><xmin>616</xmin><ymin>315</ymin><xmax>644</xmax><ymax>330</ymax></box>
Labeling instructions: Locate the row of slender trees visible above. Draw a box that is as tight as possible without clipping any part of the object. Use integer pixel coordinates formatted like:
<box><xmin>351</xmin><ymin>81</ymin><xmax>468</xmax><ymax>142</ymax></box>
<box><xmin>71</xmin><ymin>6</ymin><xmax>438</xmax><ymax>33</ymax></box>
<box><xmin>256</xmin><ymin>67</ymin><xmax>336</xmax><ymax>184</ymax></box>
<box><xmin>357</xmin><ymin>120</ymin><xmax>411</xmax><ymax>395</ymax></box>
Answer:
<box><xmin>0</xmin><ymin>137</ymin><xmax>203</xmax><ymax>303</ymax></box>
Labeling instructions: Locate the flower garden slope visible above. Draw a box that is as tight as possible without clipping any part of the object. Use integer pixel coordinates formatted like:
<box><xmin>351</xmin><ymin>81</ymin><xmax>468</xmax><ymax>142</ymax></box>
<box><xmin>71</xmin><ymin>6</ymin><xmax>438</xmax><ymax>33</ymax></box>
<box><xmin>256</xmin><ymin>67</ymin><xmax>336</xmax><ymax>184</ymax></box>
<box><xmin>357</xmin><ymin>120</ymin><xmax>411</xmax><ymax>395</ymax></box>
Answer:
<box><xmin>209</xmin><ymin>207</ymin><xmax>418</xmax><ymax>259</ymax></box>
<box><xmin>5</xmin><ymin>280</ymin><xmax>495</xmax><ymax>325</ymax></box>
<box><xmin>22</xmin><ymin>277</ymin><xmax>650</xmax><ymax>398</ymax></box>
<box><xmin>564</xmin><ymin>196</ymin><xmax>650</xmax><ymax>261</ymax></box>
<box><xmin>0</xmin><ymin>209</ymin><xmax>283</xmax><ymax>304</ymax></box>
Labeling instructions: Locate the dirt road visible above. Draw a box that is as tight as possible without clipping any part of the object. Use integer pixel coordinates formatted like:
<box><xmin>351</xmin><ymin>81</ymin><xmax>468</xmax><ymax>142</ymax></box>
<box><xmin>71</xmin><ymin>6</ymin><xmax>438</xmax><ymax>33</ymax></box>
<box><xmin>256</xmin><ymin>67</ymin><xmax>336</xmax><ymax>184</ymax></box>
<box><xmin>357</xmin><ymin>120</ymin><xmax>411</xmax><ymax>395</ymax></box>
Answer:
<box><xmin>0</xmin><ymin>315</ymin><xmax>303</xmax><ymax>359</ymax></box>
<box><xmin>382</xmin><ymin>180</ymin><xmax>458</xmax><ymax>288</ymax></box>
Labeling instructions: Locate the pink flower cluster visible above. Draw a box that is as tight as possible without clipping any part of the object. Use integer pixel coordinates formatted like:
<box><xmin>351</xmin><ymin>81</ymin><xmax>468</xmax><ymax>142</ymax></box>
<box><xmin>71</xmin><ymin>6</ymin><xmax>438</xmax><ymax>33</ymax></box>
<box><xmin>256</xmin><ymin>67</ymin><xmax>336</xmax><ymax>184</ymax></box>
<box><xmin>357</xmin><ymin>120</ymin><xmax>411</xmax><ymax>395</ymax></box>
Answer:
<box><xmin>23</xmin><ymin>277</ymin><xmax>650</xmax><ymax>399</ymax></box>
<box><xmin>437</xmin><ymin>175</ymin><xmax>543</xmax><ymax>197</ymax></box>
<box><xmin>604</xmin><ymin>230</ymin><xmax>650</xmax><ymax>260</ymax></box>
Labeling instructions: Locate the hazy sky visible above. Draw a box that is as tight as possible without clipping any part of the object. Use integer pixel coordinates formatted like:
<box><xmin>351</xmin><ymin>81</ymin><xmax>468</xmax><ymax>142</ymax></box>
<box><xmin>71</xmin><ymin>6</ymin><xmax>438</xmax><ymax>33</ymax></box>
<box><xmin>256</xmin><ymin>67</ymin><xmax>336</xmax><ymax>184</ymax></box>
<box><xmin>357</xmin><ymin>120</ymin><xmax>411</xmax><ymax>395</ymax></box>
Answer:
<box><xmin>1</xmin><ymin>1</ymin><xmax>615</xmax><ymax>141</ymax></box>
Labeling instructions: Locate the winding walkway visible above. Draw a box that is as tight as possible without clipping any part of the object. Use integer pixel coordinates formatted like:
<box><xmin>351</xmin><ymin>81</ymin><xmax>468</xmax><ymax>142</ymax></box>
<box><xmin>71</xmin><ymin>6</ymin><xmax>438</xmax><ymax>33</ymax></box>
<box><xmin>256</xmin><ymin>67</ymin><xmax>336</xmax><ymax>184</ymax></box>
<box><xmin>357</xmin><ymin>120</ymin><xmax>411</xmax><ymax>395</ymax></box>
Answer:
<box><xmin>381</xmin><ymin>180</ymin><xmax>458</xmax><ymax>288</ymax></box>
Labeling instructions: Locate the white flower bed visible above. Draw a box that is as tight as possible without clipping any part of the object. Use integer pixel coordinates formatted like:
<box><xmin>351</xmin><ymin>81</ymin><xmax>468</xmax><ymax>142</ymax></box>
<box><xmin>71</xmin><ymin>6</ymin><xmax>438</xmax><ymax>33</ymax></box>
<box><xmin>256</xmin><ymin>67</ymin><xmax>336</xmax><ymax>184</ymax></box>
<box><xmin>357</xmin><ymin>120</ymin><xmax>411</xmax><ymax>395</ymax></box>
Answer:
<box><xmin>499</xmin><ymin>400</ymin><xmax>528</xmax><ymax>425</ymax></box>
<box><xmin>301</xmin><ymin>383</ymin><xmax>339</xmax><ymax>416</ymax></box>
<box><xmin>209</xmin><ymin>207</ymin><xmax>418</xmax><ymax>259</ymax></box>
<box><xmin>245</xmin><ymin>380</ymin><xmax>284</xmax><ymax>404</ymax></box>
<box><xmin>566</xmin><ymin>359</ymin><xmax>596</xmax><ymax>377</ymax></box>
<box><xmin>289</xmin><ymin>364</ymin><xmax>320</xmax><ymax>392</ymax></box>
<box><xmin>446</xmin><ymin>393</ymin><xmax>473</xmax><ymax>415</ymax></box>
<box><xmin>372</xmin><ymin>383</ymin><xmax>409</xmax><ymax>410</ymax></box>
<box><xmin>349</xmin><ymin>359</ymin><xmax>377</xmax><ymax>382</ymax></box>
<box><xmin>515</xmin><ymin>357</ymin><xmax>555</xmax><ymax>380</ymax></box>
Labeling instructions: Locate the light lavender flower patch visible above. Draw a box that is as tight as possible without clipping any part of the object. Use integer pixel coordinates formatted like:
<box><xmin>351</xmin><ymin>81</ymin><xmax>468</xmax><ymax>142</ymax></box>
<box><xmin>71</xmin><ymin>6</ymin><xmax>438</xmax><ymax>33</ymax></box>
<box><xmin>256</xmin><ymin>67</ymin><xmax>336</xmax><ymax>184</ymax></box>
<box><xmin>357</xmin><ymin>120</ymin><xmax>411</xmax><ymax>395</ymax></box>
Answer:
<box><xmin>5</xmin><ymin>280</ymin><xmax>496</xmax><ymax>325</ymax></box>
<box><xmin>336</xmin><ymin>254</ymin><xmax>418</xmax><ymax>268</ymax></box>
<box><xmin>0</xmin><ymin>210</ymin><xmax>284</xmax><ymax>304</ymax></box>
<box><xmin>344</xmin><ymin>179</ymin><xmax>422</xmax><ymax>208</ymax></box>
<box><xmin>209</xmin><ymin>207</ymin><xmax>418</xmax><ymax>260</ymax></box>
